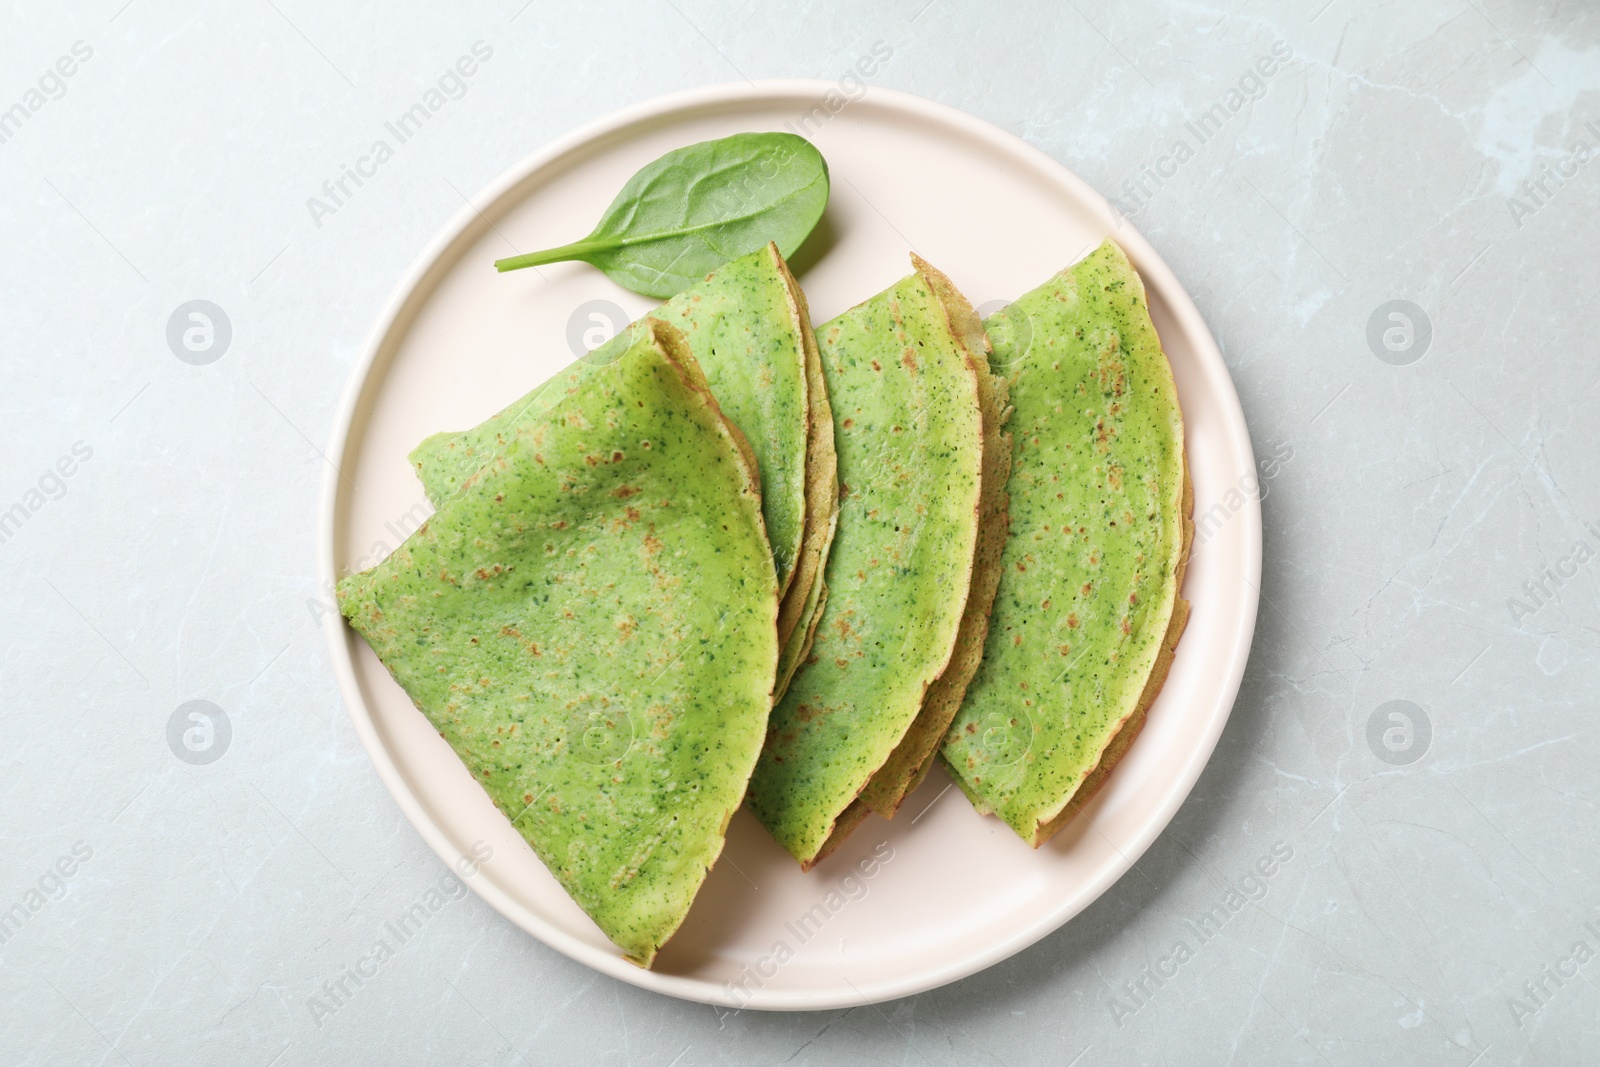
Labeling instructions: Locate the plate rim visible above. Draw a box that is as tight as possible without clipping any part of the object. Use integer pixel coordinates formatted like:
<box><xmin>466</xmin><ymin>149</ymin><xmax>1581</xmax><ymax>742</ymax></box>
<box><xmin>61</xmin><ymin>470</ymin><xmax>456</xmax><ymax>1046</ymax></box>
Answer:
<box><xmin>316</xmin><ymin>78</ymin><xmax>1263</xmax><ymax>1011</ymax></box>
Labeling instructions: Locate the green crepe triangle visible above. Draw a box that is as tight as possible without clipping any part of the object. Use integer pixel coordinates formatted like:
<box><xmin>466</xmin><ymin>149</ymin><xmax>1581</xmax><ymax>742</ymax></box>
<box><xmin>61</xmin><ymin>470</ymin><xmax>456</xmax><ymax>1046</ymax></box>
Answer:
<box><xmin>942</xmin><ymin>239</ymin><xmax>1192</xmax><ymax>847</ymax></box>
<box><xmin>338</xmin><ymin>321</ymin><xmax>779</xmax><ymax>965</ymax></box>
<box><xmin>746</xmin><ymin>257</ymin><xmax>986</xmax><ymax>868</ymax></box>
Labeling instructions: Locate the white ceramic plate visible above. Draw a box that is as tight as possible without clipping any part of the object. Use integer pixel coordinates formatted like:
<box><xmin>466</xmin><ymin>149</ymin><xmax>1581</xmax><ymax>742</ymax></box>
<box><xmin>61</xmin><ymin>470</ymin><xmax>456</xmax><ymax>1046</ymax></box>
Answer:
<box><xmin>318</xmin><ymin>81</ymin><xmax>1261</xmax><ymax>1011</ymax></box>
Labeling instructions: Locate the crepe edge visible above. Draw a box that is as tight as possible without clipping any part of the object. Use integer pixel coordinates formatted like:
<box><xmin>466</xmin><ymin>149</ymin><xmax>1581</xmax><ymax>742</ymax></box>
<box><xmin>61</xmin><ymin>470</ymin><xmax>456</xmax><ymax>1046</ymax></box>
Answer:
<box><xmin>772</xmin><ymin>244</ymin><xmax>840</xmax><ymax>690</ymax></box>
<box><xmin>773</xmin><ymin>525</ymin><xmax>834</xmax><ymax>699</ymax></box>
<box><xmin>804</xmin><ymin>795</ymin><xmax>874</xmax><ymax>872</ymax></box>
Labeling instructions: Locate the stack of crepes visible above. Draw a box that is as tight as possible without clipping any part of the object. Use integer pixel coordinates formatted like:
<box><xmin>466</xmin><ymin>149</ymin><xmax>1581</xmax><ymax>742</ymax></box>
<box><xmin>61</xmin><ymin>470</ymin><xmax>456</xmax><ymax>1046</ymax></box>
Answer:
<box><xmin>338</xmin><ymin>238</ymin><xmax>1192</xmax><ymax>966</ymax></box>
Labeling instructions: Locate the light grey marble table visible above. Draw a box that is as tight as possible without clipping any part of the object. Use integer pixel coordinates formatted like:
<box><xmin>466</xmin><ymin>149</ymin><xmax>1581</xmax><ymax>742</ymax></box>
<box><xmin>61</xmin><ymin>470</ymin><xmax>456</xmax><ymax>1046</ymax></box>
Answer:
<box><xmin>3</xmin><ymin>2</ymin><xmax>1595</xmax><ymax>1064</ymax></box>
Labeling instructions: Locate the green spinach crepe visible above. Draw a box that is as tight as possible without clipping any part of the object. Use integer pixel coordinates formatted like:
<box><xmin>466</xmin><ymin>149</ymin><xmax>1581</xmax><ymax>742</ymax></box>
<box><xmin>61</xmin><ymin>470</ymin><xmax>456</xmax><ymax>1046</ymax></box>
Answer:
<box><xmin>338</xmin><ymin>320</ymin><xmax>778</xmax><ymax>966</ymax></box>
<box><xmin>409</xmin><ymin>244</ymin><xmax>836</xmax><ymax>696</ymax></box>
<box><xmin>943</xmin><ymin>239</ymin><xmax>1192</xmax><ymax>846</ymax></box>
<box><xmin>747</xmin><ymin>256</ymin><xmax>985</xmax><ymax>868</ymax></box>
<box><xmin>850</xmin><ymin>256</ymin><xmax>1012</xmax><ymax>822</ymax></box>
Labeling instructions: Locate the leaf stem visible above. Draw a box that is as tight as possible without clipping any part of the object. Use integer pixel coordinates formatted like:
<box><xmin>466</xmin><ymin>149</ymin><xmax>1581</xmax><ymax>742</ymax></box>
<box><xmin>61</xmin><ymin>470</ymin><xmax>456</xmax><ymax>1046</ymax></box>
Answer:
<box><xmin>495</xmin><ymin>240</ymin><xmax>606</xmax><ymax>273</ymax></box>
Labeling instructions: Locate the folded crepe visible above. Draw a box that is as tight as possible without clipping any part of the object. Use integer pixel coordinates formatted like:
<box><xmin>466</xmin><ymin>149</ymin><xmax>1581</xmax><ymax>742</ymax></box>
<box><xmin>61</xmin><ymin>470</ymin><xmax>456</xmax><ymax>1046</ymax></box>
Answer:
<box><xmin>338</xmin><ymin>320</ymin><xmax>779</xmax><ymax>966</ymax></box>
<box><xmin>409</xmin><ymin>244</ymin><xmax>837</xmax><ymax>699</ymax></box>
<box><xmin>848</xmin><ymin>257</ymin><xmax>1012</xmax><ymax>822</ymax></box>
<box><xmin>942</xmin><ymin>239</ymin><xmax>1192</xmax><ymax>846</ymax></box>
<box><xmin>746</xmin><ymin>255</ymin><xmax>986</xmax><ymax>869</ymax></box>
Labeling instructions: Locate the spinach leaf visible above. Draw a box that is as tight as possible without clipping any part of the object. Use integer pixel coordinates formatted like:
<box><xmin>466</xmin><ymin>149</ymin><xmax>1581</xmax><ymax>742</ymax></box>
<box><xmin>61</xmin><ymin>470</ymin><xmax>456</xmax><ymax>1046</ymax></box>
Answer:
<box><xmin>495</xmin><ymin>132</ymin><xmax>829</xmax><ymax>298</ymax></box>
